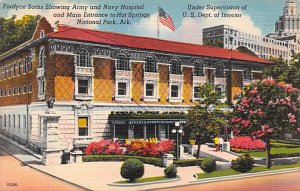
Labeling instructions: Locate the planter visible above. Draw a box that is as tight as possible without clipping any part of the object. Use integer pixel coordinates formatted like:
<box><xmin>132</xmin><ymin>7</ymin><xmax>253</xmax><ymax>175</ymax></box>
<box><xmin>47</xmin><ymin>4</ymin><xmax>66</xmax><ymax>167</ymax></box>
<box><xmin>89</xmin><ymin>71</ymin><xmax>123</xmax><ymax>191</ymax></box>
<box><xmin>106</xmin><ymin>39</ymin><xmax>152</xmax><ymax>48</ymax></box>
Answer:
<box><xmin>189</xmin><ymin>140</ymin><xmax>196</xmax><ymax>145</ymax></box>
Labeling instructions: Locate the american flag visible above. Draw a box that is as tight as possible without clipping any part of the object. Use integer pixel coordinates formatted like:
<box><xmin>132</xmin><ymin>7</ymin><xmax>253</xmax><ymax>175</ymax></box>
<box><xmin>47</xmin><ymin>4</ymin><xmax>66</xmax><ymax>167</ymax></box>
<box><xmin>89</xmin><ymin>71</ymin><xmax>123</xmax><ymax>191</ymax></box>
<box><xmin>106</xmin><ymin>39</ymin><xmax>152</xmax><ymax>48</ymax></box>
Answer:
<box><xmin>158</xmin><ymin>7</ymin><xmax>175</xmax><ymax>31</ymax></box>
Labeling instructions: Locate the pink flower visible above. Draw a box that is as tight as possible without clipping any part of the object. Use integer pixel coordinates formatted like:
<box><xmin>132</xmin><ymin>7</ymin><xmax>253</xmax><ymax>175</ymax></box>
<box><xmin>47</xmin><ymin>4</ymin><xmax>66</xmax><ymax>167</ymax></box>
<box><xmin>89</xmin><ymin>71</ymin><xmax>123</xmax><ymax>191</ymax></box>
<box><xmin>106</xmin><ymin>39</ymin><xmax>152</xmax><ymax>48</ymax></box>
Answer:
<box><xmin>262</xmin><ymin>79</ymin><xmax>276</xmax><ymax>85</ymax></box>
<box><xmin>288</xmin><ymin>113</ymin><xmax>296</xmax><ymax>123</ymax></box>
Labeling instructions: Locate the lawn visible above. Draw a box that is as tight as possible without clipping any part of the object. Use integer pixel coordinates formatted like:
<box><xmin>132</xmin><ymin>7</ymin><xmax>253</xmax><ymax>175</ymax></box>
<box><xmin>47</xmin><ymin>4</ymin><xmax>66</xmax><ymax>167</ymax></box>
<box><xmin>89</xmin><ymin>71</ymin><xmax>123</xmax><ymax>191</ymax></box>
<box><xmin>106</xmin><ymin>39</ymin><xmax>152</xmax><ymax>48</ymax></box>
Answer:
<box><xmin>197</xmin><ymin>163</ymin><xmax>300</xmax><ymax>179</ymax></box>
<box><xmin>116</xmin><ymin>176</ymin><xmax>176</xmax><ymax>183</ymax></box>
<box><xmin>245</xmin><ymin>147</ymin><xmax>300</xmax><ymax>158</ymax></box>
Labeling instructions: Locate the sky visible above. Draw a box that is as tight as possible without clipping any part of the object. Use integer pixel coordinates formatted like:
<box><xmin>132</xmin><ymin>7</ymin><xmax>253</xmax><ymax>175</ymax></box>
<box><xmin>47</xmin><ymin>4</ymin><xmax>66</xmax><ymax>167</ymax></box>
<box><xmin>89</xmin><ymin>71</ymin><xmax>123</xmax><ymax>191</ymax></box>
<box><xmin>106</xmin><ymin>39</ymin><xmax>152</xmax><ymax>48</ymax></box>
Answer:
<box><xmin>0</xmin><ymin>0</ymin><xmax>296</xmax><ymax>44</ymax></box>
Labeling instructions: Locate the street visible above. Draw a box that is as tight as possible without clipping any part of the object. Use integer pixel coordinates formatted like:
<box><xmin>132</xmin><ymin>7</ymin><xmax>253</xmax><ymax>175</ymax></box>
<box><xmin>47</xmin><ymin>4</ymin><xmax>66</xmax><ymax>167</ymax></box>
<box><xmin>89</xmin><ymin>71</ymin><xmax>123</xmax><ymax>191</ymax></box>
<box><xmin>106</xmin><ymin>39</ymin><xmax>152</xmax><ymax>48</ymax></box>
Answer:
<box><xmin>153</xmin><ymin>171</ymin><xmax>300</xmax><ymax>191</ymax></box>
<box><xmin>0</xmin><ymin>148</ymin><xmax>84</xmax><ymax>191</ymax></box>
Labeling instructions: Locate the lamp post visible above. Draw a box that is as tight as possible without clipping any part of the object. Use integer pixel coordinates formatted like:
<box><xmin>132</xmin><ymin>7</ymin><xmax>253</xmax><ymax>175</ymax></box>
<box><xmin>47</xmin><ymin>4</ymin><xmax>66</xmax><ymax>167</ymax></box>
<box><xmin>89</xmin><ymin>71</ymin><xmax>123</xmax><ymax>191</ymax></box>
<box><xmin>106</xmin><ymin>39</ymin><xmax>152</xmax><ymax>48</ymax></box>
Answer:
<box><xmin>172</xmin><ymin>121</ymin><xmax>183</xmax><ymax>160</ymax></box>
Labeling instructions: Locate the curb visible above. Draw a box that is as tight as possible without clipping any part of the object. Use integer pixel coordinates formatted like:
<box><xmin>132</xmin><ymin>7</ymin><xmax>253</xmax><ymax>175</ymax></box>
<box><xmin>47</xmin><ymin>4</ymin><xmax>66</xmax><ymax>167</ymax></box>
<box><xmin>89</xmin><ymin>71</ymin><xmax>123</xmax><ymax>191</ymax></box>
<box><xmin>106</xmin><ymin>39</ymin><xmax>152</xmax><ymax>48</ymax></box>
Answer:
<box><xmin>108</xmin><ymin>177</ymin><xmax>181</xmax><ymax>187</ymax></box>
<box><xmin>190</xmin><ymin>167</ymin><xmax>300</xmax><ymax>184</ymax></box>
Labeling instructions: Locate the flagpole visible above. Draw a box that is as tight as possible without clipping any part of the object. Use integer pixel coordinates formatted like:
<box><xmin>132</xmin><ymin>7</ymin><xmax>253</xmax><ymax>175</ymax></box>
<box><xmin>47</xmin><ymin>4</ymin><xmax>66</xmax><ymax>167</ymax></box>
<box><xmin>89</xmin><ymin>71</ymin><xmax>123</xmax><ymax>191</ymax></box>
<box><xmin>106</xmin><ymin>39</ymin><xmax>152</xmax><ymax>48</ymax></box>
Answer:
<box><xmin>157</xmin><ymin>6</ymin><xmax>159</xmax><ymax>39</ymax></box>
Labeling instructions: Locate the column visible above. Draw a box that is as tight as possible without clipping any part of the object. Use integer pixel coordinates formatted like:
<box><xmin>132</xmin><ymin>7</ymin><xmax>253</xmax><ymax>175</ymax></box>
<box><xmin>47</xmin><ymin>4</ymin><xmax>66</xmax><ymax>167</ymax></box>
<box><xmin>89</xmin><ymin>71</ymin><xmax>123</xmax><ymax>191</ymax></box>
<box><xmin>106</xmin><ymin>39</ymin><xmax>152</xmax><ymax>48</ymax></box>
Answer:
<box><xmin>41</xmin><ymin>109</ymin><xmax>62</xmax><ymax>165</ymax></box>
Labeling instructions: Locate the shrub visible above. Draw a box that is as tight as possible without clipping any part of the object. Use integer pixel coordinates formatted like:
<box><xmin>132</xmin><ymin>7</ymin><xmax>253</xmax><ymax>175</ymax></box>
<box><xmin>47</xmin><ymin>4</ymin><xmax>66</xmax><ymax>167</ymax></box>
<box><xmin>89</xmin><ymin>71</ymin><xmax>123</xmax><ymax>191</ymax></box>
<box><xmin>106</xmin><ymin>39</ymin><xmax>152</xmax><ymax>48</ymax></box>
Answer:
<box><xmin>231</xmin><ymin>154</ymin><xmax>254</xmax><ymax>172</ymax></box>
<box><xmin>229</xmin><ymin>136</ymin><xmax>265</xmax><ymax>151</ymax></box>
<box><xmin>82</xmin><ymin>155</ymin><xmax>164</xmax><ymax>167</ymax></box>
<box><xmin>200</xmin><ymin>157</ymin><xmax>216</xmax><ymax>173</ymax></box>
<box><xmin>85</xmin><ymin>140</ymin><xmax>123</xmax><ymax>155</ymax></box>
<box><xmin>164</xmin><ymin>165</ymin><xmax>177</xmax><ymax>178</ymax></box>
<box><xmin>173</xmin><ymin>159</ymin><xmax>202</xmax><ymax>167</ymax></box>
<box><xmin>120</xmin><ymin>159</ymin><xmax>144</xmax><ymax>182</ymax></box>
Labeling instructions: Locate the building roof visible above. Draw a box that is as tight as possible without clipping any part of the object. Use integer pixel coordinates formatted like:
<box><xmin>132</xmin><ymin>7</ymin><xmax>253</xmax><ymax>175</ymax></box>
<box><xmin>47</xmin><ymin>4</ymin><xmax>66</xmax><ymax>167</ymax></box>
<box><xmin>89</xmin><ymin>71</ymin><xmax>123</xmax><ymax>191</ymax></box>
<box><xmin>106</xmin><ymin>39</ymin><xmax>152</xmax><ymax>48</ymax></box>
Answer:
<box><xmin>48</xmin><ymin>25</ymin><xmax>272</xmax><ymax>64</ymax></box>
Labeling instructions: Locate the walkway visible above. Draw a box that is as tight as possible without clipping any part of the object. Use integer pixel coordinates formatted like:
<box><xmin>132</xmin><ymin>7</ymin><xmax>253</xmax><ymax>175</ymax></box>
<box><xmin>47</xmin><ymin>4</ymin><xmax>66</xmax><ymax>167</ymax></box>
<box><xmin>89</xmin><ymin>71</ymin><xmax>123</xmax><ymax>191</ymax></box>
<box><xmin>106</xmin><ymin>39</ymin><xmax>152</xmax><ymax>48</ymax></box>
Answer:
<box><xmin>200</xmin><ymin>144</ymin><xmax>238</xmax><ymax>162</ymax></box>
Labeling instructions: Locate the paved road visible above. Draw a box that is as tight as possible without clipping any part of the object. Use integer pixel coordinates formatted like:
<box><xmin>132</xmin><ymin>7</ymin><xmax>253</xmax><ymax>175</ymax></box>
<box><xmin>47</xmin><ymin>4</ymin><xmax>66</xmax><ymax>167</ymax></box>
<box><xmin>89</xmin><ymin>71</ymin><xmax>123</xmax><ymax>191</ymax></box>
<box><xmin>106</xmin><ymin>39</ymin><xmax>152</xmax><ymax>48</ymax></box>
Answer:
<box><xmin>0</xmin><ymin>148</ymin><xmax>84</xmax><ymax>191</ymax></box>
<box><xmin>153</xmin><ymin>171</ymin><xmax>300</xmax><ymax>191</ymax></box>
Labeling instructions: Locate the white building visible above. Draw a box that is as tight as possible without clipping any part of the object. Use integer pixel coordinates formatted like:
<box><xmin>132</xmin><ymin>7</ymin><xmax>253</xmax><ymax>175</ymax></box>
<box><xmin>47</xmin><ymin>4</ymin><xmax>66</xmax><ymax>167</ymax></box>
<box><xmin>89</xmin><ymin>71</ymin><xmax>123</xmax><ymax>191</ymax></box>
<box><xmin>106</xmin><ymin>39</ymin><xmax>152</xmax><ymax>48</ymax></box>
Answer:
<box><xmin>203</xmin><ymin>0</ymin><xmax>300</xmax><ymax>63</ymax></box>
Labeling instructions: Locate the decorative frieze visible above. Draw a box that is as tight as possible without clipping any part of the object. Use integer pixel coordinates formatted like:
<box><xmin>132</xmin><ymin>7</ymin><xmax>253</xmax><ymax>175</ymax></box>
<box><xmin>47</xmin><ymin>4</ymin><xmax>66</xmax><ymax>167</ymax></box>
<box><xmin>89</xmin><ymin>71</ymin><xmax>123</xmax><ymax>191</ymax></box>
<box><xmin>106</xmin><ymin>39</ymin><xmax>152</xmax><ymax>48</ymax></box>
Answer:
<box><xmin>214</xmin><ymin>77</ymin><xmax>227</xmax><ymax>85</ymax></box>
<box><xmin>115</xmin><ymin>70</ymin><xmax>132</xmax><ymax>79</ymax></box>
<box><xmin>74</xmin><ymin>66</ymin><xmax>94</xmax><ymax>77</ymax></box>
<box><xmin>170</xmin><ymin>74</ymin><xmax>184</xmax><ymax>81</ymax></box>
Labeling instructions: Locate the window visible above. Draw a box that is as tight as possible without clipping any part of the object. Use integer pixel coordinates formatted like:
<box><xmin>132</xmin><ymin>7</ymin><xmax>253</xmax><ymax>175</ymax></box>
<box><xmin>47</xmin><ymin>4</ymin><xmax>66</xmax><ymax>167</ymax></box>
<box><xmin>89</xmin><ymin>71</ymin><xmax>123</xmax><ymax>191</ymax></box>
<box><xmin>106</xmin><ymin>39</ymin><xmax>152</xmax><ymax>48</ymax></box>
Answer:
<box><xmin>28</xmin><ymin>84</ymin><xmax>32</xmax><ymax>93</ymax></box>
<box><xmin>23</xmin><ymin>115</ymin><xmax>27</xmax><ymax>130</ymax></box>
<box><xmin>13</xmin><ymin>63</ymin><xmax>16</xmax><ymax>76</ymax></box>
<box><xmin>8</xmin><ymin>115</ymin><xmax>11</xmax><ymax>130</ymax></box>
<box><xmin>194</xmin><ymin>86</ymin><xmax>201</xmax><ymax>99</ymax></box>
<box><xmin>18</xmin><ymin>86</ymin><xmax>21</xmax><ymax>94</ymax></box>
<box><xmin>13</xmin><ymin>87</ymin><xmax>16</xmax><ymax>95</ymax></box>
<box><xmin>78</xmin><ymin>49</ymin><xmax>89</xmax><ymax>67</ymax></box>
<box><xmin>117</xmin><ymin>82</ymin><xmax>127</xmax><ymax>96</ymax></box>
<box><xmin>170</xmin><ymin>59</ymin><xmax>181</xmax><ymax>74</ymax></box>
<box><xmin>194</xmin><ymin>62</ymin><xmax>204</xmax><ymax>76</ymax></box>
<box><xmin>13</xmin><ymin>115</ymin><xmax>15</xmax><ymax>129</ymax></box>
<box><xmin>171</xmin><ymin>84</ymin><xmax>179</xmax><ymax>98</ymax></box>
<box><xmin>18</xmin><ymin>62</ymin><xmax>21</xmax><ymax>75</ymax></box>
<box><xmin>145</xmin><ymin>57</ymin><xmax>156</xmax><ymax>72</ymax></box>
<box><xmin>40</xmin><ymin>30</ymin><xmax>45</xmax><ymax>38</ymax></box>
<box><xmin>39</xmin><ymin>48</ymin><xmax>45</xmax><ymax>68</ymax></box>
<box><xmin>23</xmin><ymin>61</ymin><xmax>27</xmax><ymax>73</ymax></box>
<box><xmin>18</xmin><ymin>115</ymin><xmax>21</xmax><ymax>130</ymax></box>
<box><xmin>4</xmin><ymin>115</ymin><xmax>6</xmax><ymax>128</ymax></box>
<box><xmin>27</xmin><ymin>59</ymin><xmax>32</xmax><ymax>72</ymax></box>
<box><xmin>23</xmin><ymin>85</ymin><xmax>27</xmax><ymax>93</ymax></box>
<box><xmin>216</xmin><ymin>64</ymin><xmax>224</xmax><ymax>78</ymax></box>
<box><xmin>78</xmin><ymin>117</ymin><xmax>89</xmax><ymax>136</ymax></box>
<box><xmin>38</xmin><ymin>79</ymin><xmax>45</xmax><ymax>96</ymax></box>
<box><xmin>145</xmin><ymin>83</ymin><xmax>154</xmax><ymax>97</ymax></box>
<box><xmin>78</xmin><ymin>79</ymin><xmax>89</xmax><ymax>94</ymax></box>
<box><xmin>116</xmin><ymin>54</ymin><xmax>129</xmax><ymax>70</ymax></box>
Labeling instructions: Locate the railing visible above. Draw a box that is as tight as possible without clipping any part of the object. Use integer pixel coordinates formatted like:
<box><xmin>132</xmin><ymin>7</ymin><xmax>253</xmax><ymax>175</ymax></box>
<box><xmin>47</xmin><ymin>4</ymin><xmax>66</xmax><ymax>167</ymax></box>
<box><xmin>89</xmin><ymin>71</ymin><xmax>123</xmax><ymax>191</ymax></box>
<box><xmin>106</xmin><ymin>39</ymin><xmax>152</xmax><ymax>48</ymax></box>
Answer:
<box><xmin>0</xmin><ymin>128</ymin><xmax>42</xmax><ymax>155</ymax></box>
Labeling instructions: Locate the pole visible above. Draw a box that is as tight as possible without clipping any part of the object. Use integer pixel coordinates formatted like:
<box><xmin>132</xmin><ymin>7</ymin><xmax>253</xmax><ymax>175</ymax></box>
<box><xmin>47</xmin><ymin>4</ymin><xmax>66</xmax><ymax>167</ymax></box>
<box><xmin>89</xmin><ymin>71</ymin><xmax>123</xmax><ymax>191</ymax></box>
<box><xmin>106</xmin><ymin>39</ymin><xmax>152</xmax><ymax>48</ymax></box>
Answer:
<box><xmin>157</xmin><ymin>7</ymin><xmax>160</xmax><ymax>39</ymax></box>
<box><xmin>176</xmin><ymin>132</ymin><xmax>179</xmax><ymax>159</ymax></box>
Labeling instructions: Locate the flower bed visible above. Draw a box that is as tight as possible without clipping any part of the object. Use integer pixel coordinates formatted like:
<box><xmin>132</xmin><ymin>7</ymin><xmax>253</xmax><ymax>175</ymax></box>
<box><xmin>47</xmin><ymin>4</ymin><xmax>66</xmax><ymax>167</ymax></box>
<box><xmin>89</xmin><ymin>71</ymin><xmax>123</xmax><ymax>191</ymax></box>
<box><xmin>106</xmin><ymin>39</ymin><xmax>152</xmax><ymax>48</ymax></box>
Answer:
<box><xmin>85</xmin><ymin>139</ymin><xmax>175</xmax><ymax>158</ymax></box>
<box><xmin>229</xmin><ymin>136</ymin><xmax>265</xmax><ymax>152</ymax></box>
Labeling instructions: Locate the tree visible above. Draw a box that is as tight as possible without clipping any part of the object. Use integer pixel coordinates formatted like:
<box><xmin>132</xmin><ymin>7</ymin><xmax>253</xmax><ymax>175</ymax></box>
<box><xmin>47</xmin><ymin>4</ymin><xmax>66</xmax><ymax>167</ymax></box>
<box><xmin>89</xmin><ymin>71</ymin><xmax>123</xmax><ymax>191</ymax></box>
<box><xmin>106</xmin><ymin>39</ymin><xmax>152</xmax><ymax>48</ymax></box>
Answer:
<box><xmin>230</xmin><ymin>79</ymin><xmax>299</xmax><ymax>168</ymax></box>
<box><xmin>263</xmin><ymin>55</ymin><xmax>300</xmax><ymax>90</ymax></box>
<box><xmin>0</xmin><ymin>15</ymin><xmax>40</xmax><ymax>55</ymax></box>
<box><xmin>203</xmin><ymin>38</ymin><xmax>224</xmax><ymax>48</ymax></box>
<box><xmin>187</xmin><ymin>83</ymin><xmax>228</xmax><ymax>159</ymax></box>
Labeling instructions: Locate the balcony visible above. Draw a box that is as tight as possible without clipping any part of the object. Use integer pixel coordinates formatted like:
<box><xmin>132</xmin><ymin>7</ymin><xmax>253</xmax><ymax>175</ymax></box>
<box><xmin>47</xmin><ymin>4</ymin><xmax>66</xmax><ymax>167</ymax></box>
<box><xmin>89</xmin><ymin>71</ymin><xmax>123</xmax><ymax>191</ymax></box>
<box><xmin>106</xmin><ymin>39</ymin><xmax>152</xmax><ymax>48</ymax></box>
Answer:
<box><xmin>170</xmin><ymin>74</ymin><xmax>184</xmax><ymax>81</ymax></box>
<box><xmin>193</xmin><ymin>76</ymin><xmax>206</xmax><ymax>83</ymax></box>
<box><xmin>75</xmin><ymin>66</ymin><xmax>94</xmax><ymax>77</ymax></box>
<box><xmin>115</xmin><ymin>70</ymin><xmax>132</xmax><ymax>79</ymax></box>
<box><xmin>214</xmin><ymin>77</ymin><xmax>226</xmax><ymax>85</ymax></box>
<box><xmin>144</xmin><ymin>72</ymin><xmax>158</xmax><ymax>80</ymax></box>
<box><xmin>37</xmin><ymin>68</ymin><xmax>45</xmax><ymax>78</ymax></box>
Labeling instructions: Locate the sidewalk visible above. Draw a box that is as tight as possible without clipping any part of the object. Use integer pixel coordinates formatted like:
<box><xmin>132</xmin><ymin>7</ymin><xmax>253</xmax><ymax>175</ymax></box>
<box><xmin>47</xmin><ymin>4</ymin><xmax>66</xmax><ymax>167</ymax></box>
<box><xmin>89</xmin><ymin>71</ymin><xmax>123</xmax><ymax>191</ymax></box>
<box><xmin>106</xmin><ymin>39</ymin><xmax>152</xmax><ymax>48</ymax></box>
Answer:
<box><xmin>0</xmin><ymin>136</ymin><xmax>203</xmax><ymax>191</ymax></box>
<box><xmin>200</xmin><ymin>144</ymin><xmax>238</xmax><ymax>162</ymax></box>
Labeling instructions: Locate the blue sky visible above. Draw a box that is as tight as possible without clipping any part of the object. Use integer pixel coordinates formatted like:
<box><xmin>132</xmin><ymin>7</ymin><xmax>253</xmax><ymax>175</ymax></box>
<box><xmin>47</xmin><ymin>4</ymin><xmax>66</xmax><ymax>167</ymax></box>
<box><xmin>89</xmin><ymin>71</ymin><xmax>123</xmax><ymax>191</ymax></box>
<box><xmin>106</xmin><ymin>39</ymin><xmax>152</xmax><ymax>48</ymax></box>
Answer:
<box><xmin>0</xmin><ymin>0</ymin><xmax>292</xmax><ymax>44</ymax></box>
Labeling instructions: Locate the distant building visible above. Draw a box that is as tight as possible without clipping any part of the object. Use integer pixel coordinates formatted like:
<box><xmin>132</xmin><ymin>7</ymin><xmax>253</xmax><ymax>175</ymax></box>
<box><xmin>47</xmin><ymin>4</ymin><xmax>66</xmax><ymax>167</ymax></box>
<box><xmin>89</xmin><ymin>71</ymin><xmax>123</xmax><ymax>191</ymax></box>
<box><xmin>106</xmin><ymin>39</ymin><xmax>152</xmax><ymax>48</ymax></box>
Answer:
<box><xmin>203</xmin><ymin>0</ymin><xmax>300</xmax><ymax>63</ymax></box>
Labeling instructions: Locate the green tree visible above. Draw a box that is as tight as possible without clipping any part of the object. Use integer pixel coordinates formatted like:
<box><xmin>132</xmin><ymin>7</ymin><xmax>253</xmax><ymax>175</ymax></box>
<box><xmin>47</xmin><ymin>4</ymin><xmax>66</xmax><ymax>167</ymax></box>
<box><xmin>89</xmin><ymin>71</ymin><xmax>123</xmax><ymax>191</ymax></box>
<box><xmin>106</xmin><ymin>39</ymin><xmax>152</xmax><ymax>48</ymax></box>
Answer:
<box><xmin>230</xmin><ymin>79</ymin><xmax>299</xmax><ymax>169</ymax></box>
<box><xmin>203</xmin><ymin>38</ymin><xmax>224</xmax><ymax>48</ymax></box>
<box><xmin>0</xmin><ymin>15</ymin><xmax>40</xmax><ymax>55</ymax></box>
<box><xmin>263</xmin><ymin>57</ymin><xmax>289</xmax><ymax>83</ymax></box>
<box><xmin>187</xmin><ymin>83</ymin><xmax>228</xmax><ymax>159</ymax></box>
<box><xmin>236</xmin><ymin>46</ymin><xmax>257</xmax><ymax>56</ymax></box>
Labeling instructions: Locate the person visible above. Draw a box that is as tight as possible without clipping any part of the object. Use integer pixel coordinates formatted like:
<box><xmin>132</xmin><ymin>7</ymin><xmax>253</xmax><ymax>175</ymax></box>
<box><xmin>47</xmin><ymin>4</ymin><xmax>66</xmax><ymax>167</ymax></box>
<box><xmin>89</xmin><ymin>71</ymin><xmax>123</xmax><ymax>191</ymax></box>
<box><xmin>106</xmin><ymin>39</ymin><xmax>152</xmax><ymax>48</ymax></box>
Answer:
<box><xmin>213</xmin><ymin>135</ymin><xmax>219</xmax><ymax>152</ymax></box>
<box><xmin>219</xmin><ymin>136</ymin><xmax>224</xmax><ymax>152</ymax></box>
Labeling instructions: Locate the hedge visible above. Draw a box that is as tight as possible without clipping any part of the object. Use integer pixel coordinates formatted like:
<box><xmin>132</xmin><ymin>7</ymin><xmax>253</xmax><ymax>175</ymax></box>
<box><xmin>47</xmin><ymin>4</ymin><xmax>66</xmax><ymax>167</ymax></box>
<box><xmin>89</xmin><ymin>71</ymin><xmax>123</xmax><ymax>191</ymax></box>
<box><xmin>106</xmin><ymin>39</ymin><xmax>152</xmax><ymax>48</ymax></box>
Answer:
<box><xmin>83</xmin><ymin>155</ymin><xmax>164</xmax><ymax>167</ymax></box>
<box><xmin>271</xmin><ymin>152</ymin><xmax>300</xmax><ymax>159</ymax></box>
<box><xmin>270</xmin><ymin>142</ymin><xmax>300</xmax><ymax>148</ymax></box>
<box><xmin>173</xmin><ymin>159</ymin><xmax>203</xmax><ymax>167</ymax></box>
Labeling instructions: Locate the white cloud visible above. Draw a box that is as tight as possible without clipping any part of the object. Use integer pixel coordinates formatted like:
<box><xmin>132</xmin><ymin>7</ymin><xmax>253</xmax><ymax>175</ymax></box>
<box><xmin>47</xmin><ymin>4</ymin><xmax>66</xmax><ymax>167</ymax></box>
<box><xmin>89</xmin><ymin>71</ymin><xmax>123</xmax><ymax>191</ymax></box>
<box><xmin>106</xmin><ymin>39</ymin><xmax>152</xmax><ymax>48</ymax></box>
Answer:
<box><xmin>132</xmin><ymin>9</ymin><xmax>262</xmax><ymax>45</ymax></box>
<box><xmin>5</xmin><ymin>1</ymin><xmax>99</xmax><ymax>29</ymax></box>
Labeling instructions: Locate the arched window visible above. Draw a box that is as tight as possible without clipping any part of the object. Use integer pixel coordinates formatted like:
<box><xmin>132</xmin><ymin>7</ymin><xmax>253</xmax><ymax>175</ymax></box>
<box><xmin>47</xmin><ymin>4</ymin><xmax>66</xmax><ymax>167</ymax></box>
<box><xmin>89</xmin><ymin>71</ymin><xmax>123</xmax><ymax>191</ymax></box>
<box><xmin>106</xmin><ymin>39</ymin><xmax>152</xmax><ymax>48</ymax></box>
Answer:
<box><xmin>78</xmin><ymin>49</ymin><xmax>90</xmax><ymax>67</ymax></box>
<box><xmin>145</xmin><ymin>57</ymin><xmax>156</xmax><ymax>72</ymax></box>
<box><xmin>170</xmin><ymin>59</ymin><xmax>181</xmax><ymax>74</ymax></box>
<box><xmin>194</xmin><ymin>61</ymin><xmax>204</xmax><ymax>76</ymax></box>
<box><xmin>117</xmin><ymin>54</ymin><xmax>129</xmax><ymax>70</ymax></box>
<box><xmin>39</xmin><ymin>48</ymin><xmax>45</xmax><ymax>68</ymax></box>
<box><xmin>215</xmin><ymin>63</ymin><xmax>224</xmax><ymax>78</ymax></box>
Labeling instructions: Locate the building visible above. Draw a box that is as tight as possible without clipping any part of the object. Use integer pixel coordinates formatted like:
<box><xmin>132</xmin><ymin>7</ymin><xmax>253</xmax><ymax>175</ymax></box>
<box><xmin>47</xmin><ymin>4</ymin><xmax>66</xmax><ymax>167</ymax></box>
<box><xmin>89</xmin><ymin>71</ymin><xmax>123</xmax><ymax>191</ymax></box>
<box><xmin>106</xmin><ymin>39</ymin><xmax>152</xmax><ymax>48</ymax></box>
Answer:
<box><xmin>203</xmin><ymin>0</ymin><xmax>300</xmax><ymax>63</ymax></box>
<box><xmin>0</xmin><ymin>18</ymin><xmax>270</xmax><ymax>162</ymax></box>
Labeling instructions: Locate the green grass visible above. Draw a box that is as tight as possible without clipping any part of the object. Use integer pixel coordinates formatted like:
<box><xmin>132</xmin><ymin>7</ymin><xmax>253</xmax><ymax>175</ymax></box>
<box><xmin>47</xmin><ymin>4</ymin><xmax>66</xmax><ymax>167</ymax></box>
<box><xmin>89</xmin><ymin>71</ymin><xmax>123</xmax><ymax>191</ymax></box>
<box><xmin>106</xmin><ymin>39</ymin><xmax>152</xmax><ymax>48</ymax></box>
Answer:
<box><xmin>245</xmin><ymin>147</ymin><xmax>300</xmax><ymax>158</ymax></box>
<box><xmin>116</xmin><ymin>176</ymin><xmax>176</xmax><ymax>183</ymax></box>
<box><xmin>197</xmin><ymin>163</ymin><xmax>300</xmax><ymax>179</ymax></box>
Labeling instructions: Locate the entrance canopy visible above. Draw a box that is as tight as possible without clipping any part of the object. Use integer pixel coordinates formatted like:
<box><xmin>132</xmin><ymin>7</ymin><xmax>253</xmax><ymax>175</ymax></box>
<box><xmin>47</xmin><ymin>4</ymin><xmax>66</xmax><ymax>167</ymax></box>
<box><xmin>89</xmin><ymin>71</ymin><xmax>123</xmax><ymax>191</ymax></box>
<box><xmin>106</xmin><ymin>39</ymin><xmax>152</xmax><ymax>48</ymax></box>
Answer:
<box><xmin>108</xmin><ymin>112</ymin><xmax>187</xmax><ymax>125</ymax></box>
